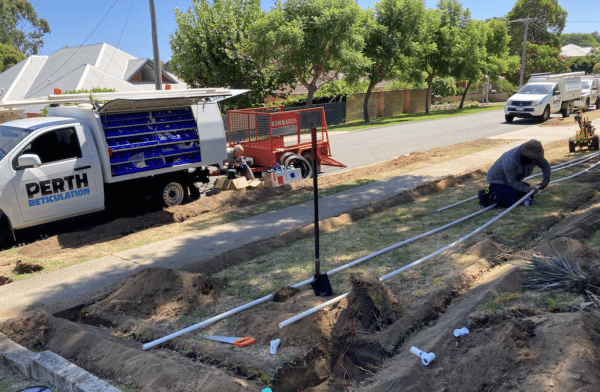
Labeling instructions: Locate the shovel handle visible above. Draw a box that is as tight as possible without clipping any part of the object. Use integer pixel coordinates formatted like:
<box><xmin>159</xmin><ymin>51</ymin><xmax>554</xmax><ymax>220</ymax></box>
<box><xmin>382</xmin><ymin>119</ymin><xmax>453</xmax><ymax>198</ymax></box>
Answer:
<box><xmin>233</xmin><ymin>337</ymin><xmax>256</xmax><ymax>347</ymax></box>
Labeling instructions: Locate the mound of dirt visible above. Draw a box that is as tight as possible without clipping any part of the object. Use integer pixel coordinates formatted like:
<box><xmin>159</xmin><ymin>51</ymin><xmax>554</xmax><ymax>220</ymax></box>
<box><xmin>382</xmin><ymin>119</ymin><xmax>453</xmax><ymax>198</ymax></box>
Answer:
<box><xmin>84</xmin><ymin>267</ymin><xmax>216</xmax><ymax>319</ymax></box>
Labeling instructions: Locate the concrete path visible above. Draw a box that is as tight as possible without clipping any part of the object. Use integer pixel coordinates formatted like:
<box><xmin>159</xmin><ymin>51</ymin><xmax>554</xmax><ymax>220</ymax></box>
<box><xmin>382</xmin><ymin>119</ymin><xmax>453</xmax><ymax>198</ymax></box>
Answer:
<box><xmin>0</xmin><ymin>120</ymin><xmax>588</xmax><ymax>321</ymax></box>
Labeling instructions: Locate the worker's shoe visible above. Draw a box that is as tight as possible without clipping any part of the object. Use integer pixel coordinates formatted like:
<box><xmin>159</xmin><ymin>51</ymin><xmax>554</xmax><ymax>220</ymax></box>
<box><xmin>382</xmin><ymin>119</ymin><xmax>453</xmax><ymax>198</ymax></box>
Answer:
<box><xmin>478</xmin><ymin>190</ymin><xmax>491</xmax><ymax>207</ymax></box>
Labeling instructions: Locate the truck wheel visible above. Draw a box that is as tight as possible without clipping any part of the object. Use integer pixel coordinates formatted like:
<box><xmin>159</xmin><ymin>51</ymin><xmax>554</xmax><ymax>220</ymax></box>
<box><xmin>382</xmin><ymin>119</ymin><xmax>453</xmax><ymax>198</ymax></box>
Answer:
<box><xmin>593</xmin><ymin>135</ymin><xmax>599</xmax><ymax>151</ymax></box>
<box><xmin>540</xmin><ymin>106</ymin><xmax>550</xmax><ymax>122</ymax></box>
<box><xmin>505</xmin><ymin>114</ymin><xmax>514</xmax><ymax>123</ymax></box>
<box><xmin>561</xmin><ymin>104</ymin><xmax>571</xmax><ymax>118</ymax></box>
<box><xmin>585</xmin><ymin>99</ymin><xmax>590</xmax><ymax>112</ymax></box>
<box><xmin>569</xmin><ymin>137</ymin><xmax>576</xmax><ymax>153</ymax></box>
<box><xmin>155</xmin><ymin>178</ymin><xmax>188</xmax><ymax>208</ymax></box>
<box><xmin>596</xmin><ymin>98</ymin><xmax>600</xmax><ymax>109</ymax></box>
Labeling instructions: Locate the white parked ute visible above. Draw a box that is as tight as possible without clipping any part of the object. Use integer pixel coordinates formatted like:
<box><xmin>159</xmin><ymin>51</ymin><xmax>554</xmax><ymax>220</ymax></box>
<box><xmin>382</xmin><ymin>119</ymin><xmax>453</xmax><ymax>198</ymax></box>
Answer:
<box><xmin>504</xmin><ymin>71</ymin><xmax>584</xmax><ymax>123</ymax></box>
<box><xmin>580</xmin><ymin>74</ymin><xmax>600</xmax><ymax>110</ymax></box>
<box><xmin>0</xmin><ymin>88</ymin><xmax>245</xmax><ymax>244</ymax></box>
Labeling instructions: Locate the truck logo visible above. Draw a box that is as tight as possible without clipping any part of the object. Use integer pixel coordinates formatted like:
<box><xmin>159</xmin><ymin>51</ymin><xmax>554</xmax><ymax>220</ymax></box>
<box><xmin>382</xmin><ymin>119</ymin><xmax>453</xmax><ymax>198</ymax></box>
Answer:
<box><xmin>26</xmin><ymin>173</ymin><xmax>90</xmax><ymax>207</ymax></box>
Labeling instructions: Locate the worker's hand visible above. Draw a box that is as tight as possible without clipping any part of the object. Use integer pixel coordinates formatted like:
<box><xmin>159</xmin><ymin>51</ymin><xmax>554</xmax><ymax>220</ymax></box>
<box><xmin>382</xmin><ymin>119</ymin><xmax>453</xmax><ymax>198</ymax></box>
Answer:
<box><xmin>537</xmin><ymin>182</ymin><xmax>549</xmax><ymax>190</ymax></box>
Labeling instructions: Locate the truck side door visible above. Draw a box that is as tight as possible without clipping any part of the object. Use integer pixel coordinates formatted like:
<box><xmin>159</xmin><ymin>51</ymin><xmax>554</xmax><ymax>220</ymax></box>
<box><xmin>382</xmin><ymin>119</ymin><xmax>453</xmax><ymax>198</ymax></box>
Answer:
<box><xmin>551</xmin><ymin>84</ymin><xmax>561</xmax><ymax>112</ymax></box>
<box><xmin>11</xmin><ymin>124</ymin><xmax>103</xmax><ymax>225</ymax></box>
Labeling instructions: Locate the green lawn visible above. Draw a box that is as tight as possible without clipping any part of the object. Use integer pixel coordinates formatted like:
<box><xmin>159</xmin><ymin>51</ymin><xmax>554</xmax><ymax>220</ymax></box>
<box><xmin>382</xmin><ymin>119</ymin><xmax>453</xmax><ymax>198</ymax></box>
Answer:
<box><xmin>329</xmin><ymin>104</ymin><xmax>503</xmax><ymax>133</ymax></box>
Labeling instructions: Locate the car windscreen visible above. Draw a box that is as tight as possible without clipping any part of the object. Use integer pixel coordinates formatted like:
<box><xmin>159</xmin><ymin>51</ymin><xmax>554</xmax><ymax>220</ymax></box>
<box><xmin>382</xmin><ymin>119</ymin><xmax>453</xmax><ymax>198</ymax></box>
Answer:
<box><xmin>0</xmin><ymin>125</ymin><xmax>34</xmax><ymax>161</ymax></box>
<box><xmin>518</xmin><ymin>84</ymin><xmax>552</xmax><ymax>95</ymax></box>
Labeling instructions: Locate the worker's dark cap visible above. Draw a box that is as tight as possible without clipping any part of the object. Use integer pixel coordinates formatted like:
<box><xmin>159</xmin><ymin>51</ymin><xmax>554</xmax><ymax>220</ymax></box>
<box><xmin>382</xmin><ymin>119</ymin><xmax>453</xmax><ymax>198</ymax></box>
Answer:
<box><xmin>520</xmin><ymin>139</ymin><xmax>544</xmax><ymax>160</ymax></box>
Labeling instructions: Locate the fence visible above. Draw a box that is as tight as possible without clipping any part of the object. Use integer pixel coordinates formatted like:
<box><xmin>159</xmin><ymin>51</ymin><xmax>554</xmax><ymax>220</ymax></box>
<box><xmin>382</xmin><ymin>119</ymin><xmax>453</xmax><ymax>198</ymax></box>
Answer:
<box><xmin>346</xmin><ymin>89</ymin><xmax>428</xmax><ymax>122</ymax></box>
<box><xmin>285</xmin><ymin>101</ymin><xmax>346</xmax><ymax>126</ymax></box>
<box><xmin>432</xmin><ymin>92</ymin><xmax>510</xmax><ymax>104</ymax></box>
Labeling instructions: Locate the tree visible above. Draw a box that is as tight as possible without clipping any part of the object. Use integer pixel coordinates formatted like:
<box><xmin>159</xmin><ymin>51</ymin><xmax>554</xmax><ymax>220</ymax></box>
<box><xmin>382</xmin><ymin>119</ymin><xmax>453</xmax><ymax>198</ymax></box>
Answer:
<box><xmin>248</xmin><ymin>0</ymin><xmax>366</xmax><ymax>107</ymax></box>
<box><xmin>0</xmin><ymin>41</ymin><xmax>24</xmax><ymax>72</ymax></box>
<box><xmin>170</xmin><ymin>0</ymin><xmax>288</xmax><ymax>109</ymax></box>
<box><xmin>359</xmin><ymin>0</ymin><xmax>425</xmax><ymax>122</ymax></box>
<box><xmin>593</xmin><ymin>62</ymin><xmax>600</xmax><ymax>74</ymax></box>
<box><xmin>560</xmin><ymin>33</ymin><xmax>599</xmax><ymax>48</ymax></box>
<box><xmin>506</xmin><ymin>0</ymin><xmax>567</xmax><ymax>56</ymax></box>
<box><xmin>570</xmin><ymin>48</ymin><xmax>600</xmax><ymax>74</ymax></box>
<box><xmin>413</xmin><ymin>0</ymin><xmax>470</xmax><ymax>114</ymax></box>
<box><xmin>0</xmin><ymin>0</ymin><xmax>50</xmax><ymax>55</ymax></box>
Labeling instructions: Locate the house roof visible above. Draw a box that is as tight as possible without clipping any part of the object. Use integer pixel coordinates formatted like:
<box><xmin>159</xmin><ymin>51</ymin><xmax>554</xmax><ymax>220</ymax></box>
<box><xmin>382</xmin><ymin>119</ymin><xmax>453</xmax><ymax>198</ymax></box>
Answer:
<box><xmin>0</xmin><ymin>42</ymin><xmax>185</xmax><ymax>113</ymax></box>
<box><xmin>560</xmin><ymin>44</ymin><xmax>593</xmax><ymax>58</ymax></box>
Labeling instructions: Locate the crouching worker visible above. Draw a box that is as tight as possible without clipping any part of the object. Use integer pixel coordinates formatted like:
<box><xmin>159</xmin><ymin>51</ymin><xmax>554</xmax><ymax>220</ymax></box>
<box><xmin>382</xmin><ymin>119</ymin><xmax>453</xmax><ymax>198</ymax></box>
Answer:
<box><xmin>478</xmin><ymin>139</ymin><xmax>550</xmax><ymax>208</ymax></box>
<box><xmin>225</xmin><ymin>144</ymin><xmax>255</xmax><ymax>180</ymax></box>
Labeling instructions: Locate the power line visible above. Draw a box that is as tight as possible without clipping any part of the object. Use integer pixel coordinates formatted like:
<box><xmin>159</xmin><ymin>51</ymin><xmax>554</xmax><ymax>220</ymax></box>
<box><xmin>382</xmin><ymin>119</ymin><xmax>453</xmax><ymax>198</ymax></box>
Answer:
<box><xmin>96</xmin><ymin>0</ymin><xmax>137</xmax><ymax>89</ymax></box>
<box><xmin>27</xmin><ymin>0</ymin><xmax>120</xmax><ymax>98</ymax></box>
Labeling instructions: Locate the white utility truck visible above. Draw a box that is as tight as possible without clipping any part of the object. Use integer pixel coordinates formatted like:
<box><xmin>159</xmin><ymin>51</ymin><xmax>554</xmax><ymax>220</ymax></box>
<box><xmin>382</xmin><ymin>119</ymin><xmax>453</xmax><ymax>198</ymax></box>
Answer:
<box><xmin>504</xmin><ymin>71</ymin><xmax>584</xmax><ymax>123</ymax></box>
<box><xmin>579</xmin><ymin>74</ymin><xmax>600</xmax><ymax>111</ymax></box>
<box><xmin>0</xmin><ymin>88</ymin><xmax>245</xmax><ymax>244</ymax></box>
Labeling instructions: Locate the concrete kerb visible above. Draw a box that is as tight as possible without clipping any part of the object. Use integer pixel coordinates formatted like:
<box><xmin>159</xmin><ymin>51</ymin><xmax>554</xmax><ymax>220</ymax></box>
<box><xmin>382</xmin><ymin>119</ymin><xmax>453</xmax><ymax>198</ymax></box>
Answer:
<box><xmin>0</xmin><ymin>332</ymin><xmax>120</xmax><ymax>392</ymax></box>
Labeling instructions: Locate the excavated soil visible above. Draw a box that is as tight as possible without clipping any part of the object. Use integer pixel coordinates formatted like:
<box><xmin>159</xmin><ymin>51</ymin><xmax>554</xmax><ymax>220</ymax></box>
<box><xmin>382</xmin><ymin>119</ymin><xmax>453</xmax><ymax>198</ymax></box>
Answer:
<box><xmin>4</xmin><ymin>142</ymin><xmax>600</xmax><ymax>391</ymax></box>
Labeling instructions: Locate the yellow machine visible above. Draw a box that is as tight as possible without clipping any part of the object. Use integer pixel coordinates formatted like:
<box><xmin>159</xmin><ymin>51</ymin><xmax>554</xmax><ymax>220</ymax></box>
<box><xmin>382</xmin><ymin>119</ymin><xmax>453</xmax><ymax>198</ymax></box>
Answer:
<box><xmin>569</xmin><ymin>109</ymin><xmax>599</xmax><ymax>152</ymax></box>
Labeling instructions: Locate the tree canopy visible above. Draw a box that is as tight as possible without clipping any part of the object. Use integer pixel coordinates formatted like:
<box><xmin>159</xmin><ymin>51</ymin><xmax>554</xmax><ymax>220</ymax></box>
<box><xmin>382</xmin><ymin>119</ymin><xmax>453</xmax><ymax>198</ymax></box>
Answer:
<box><xmin>506</xmin><ymin>0</ymin><xmax>566</xmax><ymax>55</ymax></box>
<box><xmin>560</xmin><ymin>33</ymin><xmax>599</xmax><ymax>48</ymax></box>
<box><xmin>0</xmin><ymin>41</ymin><xmax>24</xmax><ymax>72</ymax></box>
<box><xmin>359</xmin><ymin>0</ymin><xmax>425</xmax><ymax>122</ymax></box>
<box><xmin>0</xmin><ymin>0</ymin><xmax>50</xmax><ymax>56</ymax></box>
<box><xmin>170</xmin><ymin>0</ymin><xmax>289</xmax><ymax>109</ymax></box>
<box><xmin>248</xmin><ymin>0</ymin><xmax>367</xmax><ymax>107</ymax></box>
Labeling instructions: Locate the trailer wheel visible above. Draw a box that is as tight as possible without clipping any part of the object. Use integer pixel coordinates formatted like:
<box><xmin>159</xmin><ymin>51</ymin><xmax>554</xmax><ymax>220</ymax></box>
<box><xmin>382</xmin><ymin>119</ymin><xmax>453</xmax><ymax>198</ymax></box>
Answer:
<box><xmin>569</xmin><ymin>137</ymin><xmax>576</xmax><ymax>153</ymax></box>
<box><xmin>284</xmin><ymin>154</ymin><xmax>313</xmax><ymax>179</ymax></box>
<box><xmin>280</xmin><ymin>152</ymin><xmax>296</xmax><ymax>166</ymax></box>
<box><xmin>593</xmin><ymin>135</ymin><xmax>599</xmax><ymax>151</ymax></box>
<box><xmin>302</xmin><ymin>152</ymin><xmax>321</xmax><ymax>175</ymax></box>
<box><xmin>155</xmin><ymin>178</ymin><xmax>188</xmax><ymax>208</ymax></box>
<box><xmin>561</xmin><ymin>104</ymin><xmax>571</xmax><ymax>118</ymax></box>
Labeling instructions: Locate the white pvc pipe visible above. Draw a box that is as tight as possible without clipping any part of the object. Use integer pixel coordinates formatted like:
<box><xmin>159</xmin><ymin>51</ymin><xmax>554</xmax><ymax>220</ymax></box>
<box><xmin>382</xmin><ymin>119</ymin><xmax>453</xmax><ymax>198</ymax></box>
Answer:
<box><xmin>437</xmin><ymin>152</ymin><xmax>600</xmax><ymax>212</ymax></box>
<box><xmin>144</xmin><ymin>201</ymin><xmax>497</xmax><ymax>349</ymax></box>
<box><xmin>279</xmin><ymin>160</ymin><xmax>600</xmax><ymax>328</ymax></box>
<box><xmin>142</xmin><ymin>294</ymin><xmax>274</xmax><ymax>350</ymax></box>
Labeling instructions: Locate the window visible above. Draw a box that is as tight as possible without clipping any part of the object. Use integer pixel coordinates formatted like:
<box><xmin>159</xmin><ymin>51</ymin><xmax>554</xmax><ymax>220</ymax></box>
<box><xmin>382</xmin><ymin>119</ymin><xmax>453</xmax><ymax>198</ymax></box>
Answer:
<box><xmin>21</xmin><ymin>127</ymin><xmax>82</xmax><ymax>165</ymax></box>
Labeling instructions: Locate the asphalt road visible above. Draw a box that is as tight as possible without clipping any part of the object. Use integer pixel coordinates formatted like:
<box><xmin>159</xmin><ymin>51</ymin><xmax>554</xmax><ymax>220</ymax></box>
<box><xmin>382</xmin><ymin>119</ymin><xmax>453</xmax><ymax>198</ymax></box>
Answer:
<box><xmin>323</xmin><ymin>107</ymin><xmax>547</xmax><ymax>174</ymax></box>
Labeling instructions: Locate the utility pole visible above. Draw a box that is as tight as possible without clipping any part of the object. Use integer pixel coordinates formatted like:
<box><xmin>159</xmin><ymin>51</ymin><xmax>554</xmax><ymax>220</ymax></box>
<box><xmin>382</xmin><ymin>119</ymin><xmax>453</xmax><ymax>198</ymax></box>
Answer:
<box><xmin>149</xmin><ymin>0</ymin><xmax>162</xmax><ymax>90</ymax></box>
<box><xmin>509</xmin><ymin>18</ymin><xmax>537</xmax><ymax>89</ymax></box>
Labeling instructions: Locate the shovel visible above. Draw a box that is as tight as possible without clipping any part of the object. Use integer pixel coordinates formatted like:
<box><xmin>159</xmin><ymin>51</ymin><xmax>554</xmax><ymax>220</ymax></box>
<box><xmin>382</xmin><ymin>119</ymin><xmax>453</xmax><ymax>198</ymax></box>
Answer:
<box><xmin>202</xmin><ymin>335</ymin><xmax>256</xmax><ymax>347</ymax></box>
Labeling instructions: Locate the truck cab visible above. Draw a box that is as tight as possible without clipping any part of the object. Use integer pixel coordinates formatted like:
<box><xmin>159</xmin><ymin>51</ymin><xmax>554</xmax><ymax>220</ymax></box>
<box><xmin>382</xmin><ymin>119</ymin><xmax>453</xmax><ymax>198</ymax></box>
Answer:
<box><xmin>0</xmin><ymin>117</ymin><xmax>104</xmax><ymax>238</ymax></box>
<box><xmin>580</xmin><ymin>75</ymin><xmax>600</xmax><ymax>111</ymax></box>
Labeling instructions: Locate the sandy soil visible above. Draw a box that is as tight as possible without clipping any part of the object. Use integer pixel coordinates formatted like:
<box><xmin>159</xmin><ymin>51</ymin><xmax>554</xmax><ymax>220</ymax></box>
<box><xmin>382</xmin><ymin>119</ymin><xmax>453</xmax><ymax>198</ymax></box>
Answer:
<box><xmin>2</xmin><ymin>142</ymin><xmax>600</xmax><ymax>391</ymax></box>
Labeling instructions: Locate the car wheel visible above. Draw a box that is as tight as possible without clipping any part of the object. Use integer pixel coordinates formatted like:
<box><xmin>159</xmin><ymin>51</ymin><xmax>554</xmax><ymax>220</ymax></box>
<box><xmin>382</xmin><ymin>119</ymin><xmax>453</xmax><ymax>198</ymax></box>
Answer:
<box><xmin>540</xmin><ymin>106</ymin><xmax>550</xmax><ymax>122</ymax></box>
<box><xmin>569</xmin><ymin>137</ymin><xmax>576</xmax><ymax>153</ymax></box>
<box><xmin>596</xmin><ymin>98</ymin><xmax>600</xmax><ymax>109</ymax></box>
<box><xmin>585</xmin><ymin>99</ymin><xmax>590</xmax><ymax>111</ymax></box>
<box><xmin>154</xmin><ymin>178</ymin><xmax>188</xmax><ymax>208</ymax></box>
<box><xmin>593</xmin><ymin>135</ymin><xmax>599</xmax><ymax>151</ymax></box>
<box><xmin>561</xmin><ymin>104</ymin><xmax>571</xmax><ymax>118</ymax></box>
<box><xmin>505</xmin><ymin>114</ymin><xmax>514</xmax><ymax>123</ymax></box>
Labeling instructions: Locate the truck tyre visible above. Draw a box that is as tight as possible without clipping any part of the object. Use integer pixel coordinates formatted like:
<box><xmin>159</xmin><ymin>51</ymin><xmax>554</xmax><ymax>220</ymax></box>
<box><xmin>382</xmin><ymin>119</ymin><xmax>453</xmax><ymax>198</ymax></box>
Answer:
<box><xmin>569</xmin><ymin>137</ymin><xmax>576</xmax><ymax>153</ymax></box>
<box><xmin>561</xmin><ymin>104</ymin><xmax>571</xmax><ymax>118</ymax></box>
<box><xmin>505</xmin><ymin>114</ymin><xmax>514</xmax><ymax>123</ymax></box>
<box><xmin>540</xmin><ymin>106</ymin><xmax>550</xmax><ymax>122</ymax></box>
<box><xmin>596</xmin><ymin>97</ymin><xmax>600</xmax><ymax>109</ymax></box>
<box><xmin>585</xmin><ymin>99</ymin><xmax>590</xmax><ymax>112</ymax></box>
<box><xmin>155</xmin><ymin>178</ymin><xmax>188</xmax><ymax>208</ymax></box>
<box><xmin>593</xmin><ymin>135</ymin><xmax>600</xmax><ymax>151</ymax></box>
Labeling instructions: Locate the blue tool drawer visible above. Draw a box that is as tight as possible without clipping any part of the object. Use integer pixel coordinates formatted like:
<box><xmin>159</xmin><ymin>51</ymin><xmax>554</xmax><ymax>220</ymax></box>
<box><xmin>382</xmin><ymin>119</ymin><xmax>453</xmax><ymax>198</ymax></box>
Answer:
<box><xmin>102</xmin><ymin>107</ymin><xmax>201</xmax><ymax>177</ymax></box>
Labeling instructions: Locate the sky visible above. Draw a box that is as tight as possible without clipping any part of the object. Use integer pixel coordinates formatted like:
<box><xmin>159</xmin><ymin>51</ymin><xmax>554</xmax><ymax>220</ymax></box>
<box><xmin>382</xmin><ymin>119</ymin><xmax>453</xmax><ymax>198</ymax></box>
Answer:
<box><xmin>27</xmin><ymin>0</ymin><xmax>600</xmax><ymax>61</ymax></box>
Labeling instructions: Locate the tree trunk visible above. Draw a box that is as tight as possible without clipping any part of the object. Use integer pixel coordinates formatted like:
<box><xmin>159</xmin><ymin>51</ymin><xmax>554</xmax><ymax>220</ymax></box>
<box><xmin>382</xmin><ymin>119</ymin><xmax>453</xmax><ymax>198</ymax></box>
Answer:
<box><xmin>306</xmin><ymin>85</ymin><xmax>316</xmax><ymax>107</ymax></box>
<box><xmin>363</xmin><ymin>79</ymin><xmax>378</xmax><ymax>123</ymax></box>
<box><xmin>459</xmin><ymin>80</ymin><xmax>471</xmax><ymax>109</ymax></box>
<box><xmin>425</xmin><ymin>73</ymin><xmax>434</xmax><ymax>115</ymax></box>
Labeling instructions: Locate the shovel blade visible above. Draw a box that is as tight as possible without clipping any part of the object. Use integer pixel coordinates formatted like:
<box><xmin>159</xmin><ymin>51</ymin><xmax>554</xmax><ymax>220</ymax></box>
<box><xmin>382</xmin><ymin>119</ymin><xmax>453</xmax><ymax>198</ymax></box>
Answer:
<box><xmin>311</xmin><ymin>273</ymin><xmax>332</xmax><ymax>296</ymax></box>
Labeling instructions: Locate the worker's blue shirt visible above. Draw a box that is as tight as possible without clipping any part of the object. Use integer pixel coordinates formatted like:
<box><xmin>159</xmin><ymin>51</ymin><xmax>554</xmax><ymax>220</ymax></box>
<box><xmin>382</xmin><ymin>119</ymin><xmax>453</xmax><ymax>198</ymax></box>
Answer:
<box><xmin>486</xmin><ymin>146</ymin><xmax>551</xmax><ymax>193</ymax></box>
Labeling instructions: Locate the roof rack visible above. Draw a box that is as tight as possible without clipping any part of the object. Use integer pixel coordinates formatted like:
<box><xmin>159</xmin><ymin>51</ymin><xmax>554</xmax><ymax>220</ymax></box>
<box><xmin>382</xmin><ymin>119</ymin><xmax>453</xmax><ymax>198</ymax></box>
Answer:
<box><xmin>0</xmin><ymin>88</ymin><xmax>248</xmax><ymax>108</ymax></box>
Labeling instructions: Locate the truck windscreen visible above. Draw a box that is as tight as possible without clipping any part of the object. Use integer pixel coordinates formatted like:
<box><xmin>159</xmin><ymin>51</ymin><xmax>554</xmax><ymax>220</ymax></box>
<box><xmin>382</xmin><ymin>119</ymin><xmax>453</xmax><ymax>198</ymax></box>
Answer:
<box><xmin>518</xmin><ymin>85</ymin><xmax>552</xmax><ymax>95</ymax></box>
<box><xmin>0</xmin><ymin>125</ymin><xmax>33</xmax><ymax>161</ymax></box>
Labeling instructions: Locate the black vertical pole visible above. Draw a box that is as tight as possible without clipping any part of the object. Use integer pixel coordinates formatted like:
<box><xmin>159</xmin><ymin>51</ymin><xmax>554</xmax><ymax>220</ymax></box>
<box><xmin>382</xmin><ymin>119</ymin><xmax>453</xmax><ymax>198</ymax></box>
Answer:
<box><xmin>311</xmin><ymin>126</ymin><xmax>320</xmax><ymax>275</ymax></box>
<box><xmin>309</xmin><ymin>124</ymin><xmax>332</xmax><ymax>297</ymax></box>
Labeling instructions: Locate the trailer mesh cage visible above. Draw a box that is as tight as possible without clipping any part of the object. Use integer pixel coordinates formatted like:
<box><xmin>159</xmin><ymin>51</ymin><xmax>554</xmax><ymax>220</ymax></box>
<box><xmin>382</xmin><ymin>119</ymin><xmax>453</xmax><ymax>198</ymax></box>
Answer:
<box><xmin>226</xmin><ymin>106</ymin><xmax>343</xmax><ymax>170</ymax></box>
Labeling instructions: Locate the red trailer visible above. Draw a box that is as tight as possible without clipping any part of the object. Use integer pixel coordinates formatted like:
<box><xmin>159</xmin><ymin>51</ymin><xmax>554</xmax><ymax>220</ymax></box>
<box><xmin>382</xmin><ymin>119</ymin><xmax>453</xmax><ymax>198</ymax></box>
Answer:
<box><xmin>226</xmin><ymin>106</ymin><xmax>345</xmax><ymax>178</ymax></box>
